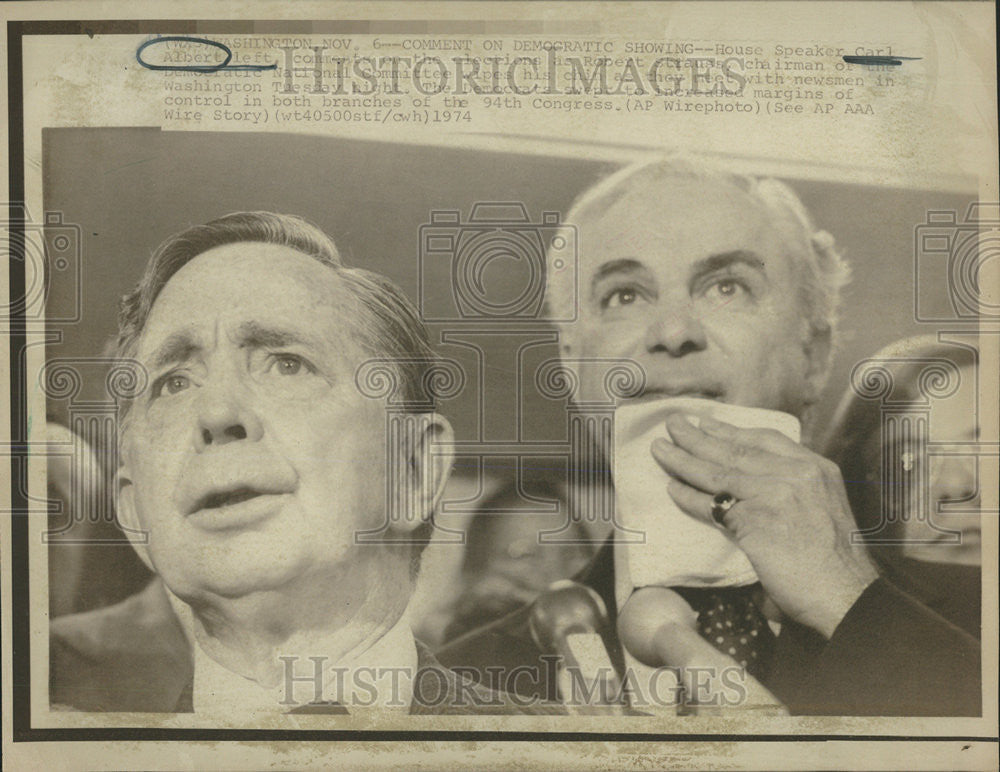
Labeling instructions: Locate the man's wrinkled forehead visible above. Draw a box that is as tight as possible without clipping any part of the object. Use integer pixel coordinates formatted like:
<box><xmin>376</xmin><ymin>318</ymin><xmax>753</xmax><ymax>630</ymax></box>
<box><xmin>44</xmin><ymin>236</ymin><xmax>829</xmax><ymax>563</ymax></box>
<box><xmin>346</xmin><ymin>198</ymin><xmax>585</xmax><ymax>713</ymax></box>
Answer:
<box><xmin>135</xmin><ymin>243</ymin><xmax>363</xmax><ymax>366</ymax></box>
<box><xmin>573</xmin><ymin>173</ymin><xmax>801</xmax><ymax>267</ymax></box>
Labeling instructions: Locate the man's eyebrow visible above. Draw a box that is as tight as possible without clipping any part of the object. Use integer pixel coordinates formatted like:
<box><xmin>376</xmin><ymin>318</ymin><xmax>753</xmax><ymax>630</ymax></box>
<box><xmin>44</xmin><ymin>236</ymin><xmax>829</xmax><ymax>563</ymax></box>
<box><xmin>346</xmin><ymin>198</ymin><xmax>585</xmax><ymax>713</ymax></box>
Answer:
<box><xmin>590</xmin><ymin>258</ymin><xmax>648</xmax><ymax>288</ymax></box>
<box><xmin>588</xmin><ymin>252</ymin><xmax>765</xmax><ymax>294</ymax></box>
<box><xmin>234</xmin><ymin>321</ymin><xmax>318</xmax><ymax>349</ymax></box>
<box><xmin>146</xmin><ymin>323</ymin><xmax>325</xmax><ymax>370</ymax></box>
<box><xmin>693</xmin><ymin>250</ymin><xmax>767</xmax><ymax>277</ymax></box>
<box><xmin>149</xmin><ymin>332</ymin><xmax>201</xmax><ymax>372</ymax></box>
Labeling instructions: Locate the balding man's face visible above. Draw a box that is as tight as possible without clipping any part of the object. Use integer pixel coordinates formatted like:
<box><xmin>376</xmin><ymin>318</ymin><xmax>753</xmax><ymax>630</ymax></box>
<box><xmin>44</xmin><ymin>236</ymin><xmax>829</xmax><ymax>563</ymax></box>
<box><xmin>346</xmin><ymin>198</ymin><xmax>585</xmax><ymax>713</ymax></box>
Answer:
<box><xmin>117</xmin><ymin>243</ymin><xmax>392</xmax><ymax>601</ymax></box>
<box><xmin>563</xmin><ymin>176</ymin><xmax>828</xmax><ymax>416</ymax></box>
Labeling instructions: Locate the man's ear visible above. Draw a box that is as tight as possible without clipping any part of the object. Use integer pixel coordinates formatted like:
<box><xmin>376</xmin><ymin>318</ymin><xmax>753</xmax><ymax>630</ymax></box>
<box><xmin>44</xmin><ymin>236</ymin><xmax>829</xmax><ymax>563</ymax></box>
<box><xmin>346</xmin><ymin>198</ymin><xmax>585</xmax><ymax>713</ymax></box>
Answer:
<box><xmin>115</xmin><ymin>464</ymin><xmax>154</xmax><ymax>572</ymax></box>
<box><xmin>387</xmin><ymin>412</ymin><xmax>455</xmax><ymax>535</ymax></box>
<box><xmin>559</xmin><ymin>327</ymin><xmax>576</xmax><ymax>358</ymax></box>
<box><xmin>801</xmin><ymin>323</ymin><xmax>833</xmax><ymax>406</ymax></box>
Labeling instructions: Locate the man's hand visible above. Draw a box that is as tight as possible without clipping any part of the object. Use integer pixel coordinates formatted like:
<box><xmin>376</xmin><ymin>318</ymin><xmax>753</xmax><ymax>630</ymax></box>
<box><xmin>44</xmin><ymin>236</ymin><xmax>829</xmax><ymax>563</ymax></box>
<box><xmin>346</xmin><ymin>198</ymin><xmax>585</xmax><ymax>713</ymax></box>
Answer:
<box><xmin>651</xmin><ymin>412</ymin><xmax>879</xmax><ymax>639</ymax></box>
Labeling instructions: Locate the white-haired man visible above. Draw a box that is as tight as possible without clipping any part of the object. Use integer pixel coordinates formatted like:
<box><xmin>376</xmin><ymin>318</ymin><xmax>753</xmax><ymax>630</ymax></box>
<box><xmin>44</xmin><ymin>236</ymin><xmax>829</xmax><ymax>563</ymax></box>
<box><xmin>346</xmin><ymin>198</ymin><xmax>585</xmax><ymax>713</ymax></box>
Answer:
<box><xmin>438</xmin><ymin>158</ymin><xmax>980</xmax><ymax>716</ymax></box>
<box><xmin>50</xmin><ymin>212</ymin><xmax>555</xmax><ymax>717</ymax></box>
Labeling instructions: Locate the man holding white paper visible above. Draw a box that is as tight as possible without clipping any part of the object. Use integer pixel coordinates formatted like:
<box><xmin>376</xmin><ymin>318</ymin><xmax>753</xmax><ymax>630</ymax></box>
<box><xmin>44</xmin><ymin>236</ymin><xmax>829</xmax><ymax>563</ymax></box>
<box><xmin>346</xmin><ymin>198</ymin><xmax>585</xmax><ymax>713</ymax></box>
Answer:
<box><xmin>438</xmin><ymin>156</ymin><xmax>980</xmax><ymax>716</ymax></box>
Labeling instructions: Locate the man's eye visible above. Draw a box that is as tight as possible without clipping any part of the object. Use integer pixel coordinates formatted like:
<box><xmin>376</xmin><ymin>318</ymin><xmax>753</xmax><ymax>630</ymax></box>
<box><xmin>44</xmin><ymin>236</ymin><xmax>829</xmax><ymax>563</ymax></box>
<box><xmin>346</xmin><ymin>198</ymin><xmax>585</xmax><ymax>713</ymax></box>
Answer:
<box><xmin>706</xmin><ymin>278</ymin><xmax>748</xmax><ymax>302</ymax></box>
<box><xmin>601</xmin><ymin>287</ymin><xmax>641</xmax><ymax>309</ymax></box>
<box><xmin>155</xmin><ymin>373</ymin><xmax>191</xmax><ymax>397</ymax></box>
<box><xmin>268</xmin><ymin>354</ymin><xmax>311</xmax><ymax>376</ymax></box>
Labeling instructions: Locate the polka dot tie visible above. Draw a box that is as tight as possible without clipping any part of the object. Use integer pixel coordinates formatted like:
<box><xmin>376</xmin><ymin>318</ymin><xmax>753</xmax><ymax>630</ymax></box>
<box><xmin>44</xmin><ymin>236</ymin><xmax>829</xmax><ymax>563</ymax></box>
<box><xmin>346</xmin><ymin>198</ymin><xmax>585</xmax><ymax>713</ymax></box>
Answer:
<box><xmin>673</xmin><ymin>584</ymin><xmax>776</xmax><ymax>680</ymax></box>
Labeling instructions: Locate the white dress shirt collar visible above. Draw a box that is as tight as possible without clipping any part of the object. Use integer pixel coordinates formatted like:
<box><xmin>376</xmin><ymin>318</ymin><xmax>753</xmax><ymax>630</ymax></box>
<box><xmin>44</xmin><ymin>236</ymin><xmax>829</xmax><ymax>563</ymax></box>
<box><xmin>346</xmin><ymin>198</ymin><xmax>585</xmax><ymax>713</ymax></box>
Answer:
<box><xmin>167</xmin><ymin>593</ymin><xmax>417</xmax><ymax>718</ymax></box>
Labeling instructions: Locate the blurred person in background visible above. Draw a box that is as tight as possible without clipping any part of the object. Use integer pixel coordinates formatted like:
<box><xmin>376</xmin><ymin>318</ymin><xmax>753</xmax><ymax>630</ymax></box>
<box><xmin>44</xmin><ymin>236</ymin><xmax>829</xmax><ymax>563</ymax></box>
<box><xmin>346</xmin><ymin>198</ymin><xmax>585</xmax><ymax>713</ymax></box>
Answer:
<box><xmin>443</xmin><ymin>473</ymin><xmax>593</xmax><ymax>641</ymax></box>
<box><xmin>823</xmin><ymin>337</ymin><xmax>983</xmax><ymax>638</ymax></box>
<box><xmin>46</xmin><ymin>420</ymin><xmax>151</xmax><ymax>617</ymax></box>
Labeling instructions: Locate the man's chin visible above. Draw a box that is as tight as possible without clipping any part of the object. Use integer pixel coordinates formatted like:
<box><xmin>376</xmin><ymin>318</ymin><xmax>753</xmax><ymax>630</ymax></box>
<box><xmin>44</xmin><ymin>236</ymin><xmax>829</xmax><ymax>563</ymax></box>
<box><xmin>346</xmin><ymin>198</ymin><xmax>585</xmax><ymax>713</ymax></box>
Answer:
<box><xmin>160</xmin><ymin>560</ymin><xmax>305</xmax><ymax>604</ymax></box>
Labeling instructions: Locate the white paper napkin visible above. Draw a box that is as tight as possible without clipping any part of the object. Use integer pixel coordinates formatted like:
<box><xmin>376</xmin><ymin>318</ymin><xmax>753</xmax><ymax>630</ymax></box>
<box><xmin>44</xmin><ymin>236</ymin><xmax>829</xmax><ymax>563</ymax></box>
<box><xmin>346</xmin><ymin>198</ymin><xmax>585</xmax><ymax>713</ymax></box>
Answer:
<box><xmin>613</xmin><ymin>397</ymin><xmax>801</xmax><ymax>590</ymax></box>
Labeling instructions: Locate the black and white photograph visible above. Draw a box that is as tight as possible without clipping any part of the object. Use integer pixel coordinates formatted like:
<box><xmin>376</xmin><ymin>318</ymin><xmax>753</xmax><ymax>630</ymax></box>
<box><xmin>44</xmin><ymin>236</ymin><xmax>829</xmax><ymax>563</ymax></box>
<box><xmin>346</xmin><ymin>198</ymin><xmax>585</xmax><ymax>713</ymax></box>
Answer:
<box><xmin>2</xmin><ymin>2</ymin><xmax>997</xmax><ymax>770</ymax></box>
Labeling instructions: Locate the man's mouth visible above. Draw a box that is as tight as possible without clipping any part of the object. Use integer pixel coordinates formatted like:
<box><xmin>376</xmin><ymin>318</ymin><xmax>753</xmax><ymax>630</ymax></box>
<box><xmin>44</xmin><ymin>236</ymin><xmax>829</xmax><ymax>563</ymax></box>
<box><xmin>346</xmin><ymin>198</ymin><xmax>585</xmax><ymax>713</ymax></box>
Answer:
<box><xmin>631</xmin><ymin>386</ymin><xmax>726</xmax><ymax>402</ymax></box>
<box><xmin>178</xmin><ymin>457</ymin><xmax>297</xmax><ymax>523</ymax></box>
<box><xmin>184</xmin><ymin>485</ymin><xmax>290</xmax><ymax>531</ymax></box>
<box><xmin>193</xmin><ymin>487</ymin><xmax>268</xmax><ymax>512</ymax></box>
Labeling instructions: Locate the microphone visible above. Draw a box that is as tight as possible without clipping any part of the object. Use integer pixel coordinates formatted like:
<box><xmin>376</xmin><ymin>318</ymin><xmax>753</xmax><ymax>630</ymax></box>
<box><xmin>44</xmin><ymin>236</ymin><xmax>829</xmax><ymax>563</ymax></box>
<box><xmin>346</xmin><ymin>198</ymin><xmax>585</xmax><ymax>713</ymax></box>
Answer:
<box><xmin>616</xmin><ymin>586</ymin><xmax>699</xmax><ymax>668</ymax></box>
<box><xmin>617</xmin><ymin>587</ymin><xmax>786</xmax><ymax>713</ymax></box>
<box><xmin>528</xmin><ymin>580</ymin><xmax>626</xmax><ymax>714</ymax></box>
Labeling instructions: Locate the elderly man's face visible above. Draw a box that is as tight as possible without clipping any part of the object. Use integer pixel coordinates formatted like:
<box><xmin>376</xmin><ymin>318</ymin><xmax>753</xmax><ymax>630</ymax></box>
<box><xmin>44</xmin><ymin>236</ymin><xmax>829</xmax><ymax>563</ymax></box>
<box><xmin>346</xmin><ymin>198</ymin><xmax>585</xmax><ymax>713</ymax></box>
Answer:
<box><xmin>563</xmin><ymin>176</ymin><xmax>827</xmax><ymax>415</ymax></box>
<box><xmin>118</xmin><ymin>243</ymin><xmax>392</xmax><ymax>600</ymax></box>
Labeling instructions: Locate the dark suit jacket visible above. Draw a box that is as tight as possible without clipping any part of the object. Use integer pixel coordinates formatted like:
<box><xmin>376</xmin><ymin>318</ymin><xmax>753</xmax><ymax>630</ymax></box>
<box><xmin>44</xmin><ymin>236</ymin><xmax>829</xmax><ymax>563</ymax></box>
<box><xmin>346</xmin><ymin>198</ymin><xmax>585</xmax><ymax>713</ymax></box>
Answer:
<box><xmin>436</xmin><ymin>541</ymin><xmax>982</xmax><ymax>716</ymax></box>
<box><xmin>876</xmin><ymin>555</ymin><xmax>981</xmax><ymax>639</ymax></box>
<box><xmin>50</xmin><ymin>579</ymin><xmax>559</xmax><ymax>716</ymax></box>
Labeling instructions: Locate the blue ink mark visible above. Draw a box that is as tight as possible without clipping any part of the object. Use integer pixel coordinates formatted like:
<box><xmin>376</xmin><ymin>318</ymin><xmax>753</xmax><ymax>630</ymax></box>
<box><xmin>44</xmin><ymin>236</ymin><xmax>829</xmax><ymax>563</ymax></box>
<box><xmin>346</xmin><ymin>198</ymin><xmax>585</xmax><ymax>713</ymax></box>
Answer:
<box><xmin>136</xmin><ymin>36</ymin><xmax>277</xmax><ymax>73</ymax></box>
<box><xmin>842</xmin><ymin>55</ymin><xmax>921</xmax><ymax>67</ymax></box>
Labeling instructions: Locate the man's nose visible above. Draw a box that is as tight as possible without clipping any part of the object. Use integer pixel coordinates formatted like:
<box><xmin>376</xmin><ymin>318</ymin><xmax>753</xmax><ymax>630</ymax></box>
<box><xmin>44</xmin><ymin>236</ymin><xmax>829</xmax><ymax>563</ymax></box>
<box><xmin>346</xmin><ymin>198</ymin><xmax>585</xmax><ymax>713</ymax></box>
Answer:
<box><xmin>934</xmin><ymin>456</ymin><xmax>978</xmax><ymax>503</ymax></box>
<box><xmin>194</xmin><ymin>380</ymin><xmax>263</xmax><ymax>449</ymax></box>
<box><xmin>643</xmin><ymin>305</ymin><xmax>708</xmax><ymax>356</ymax></box>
